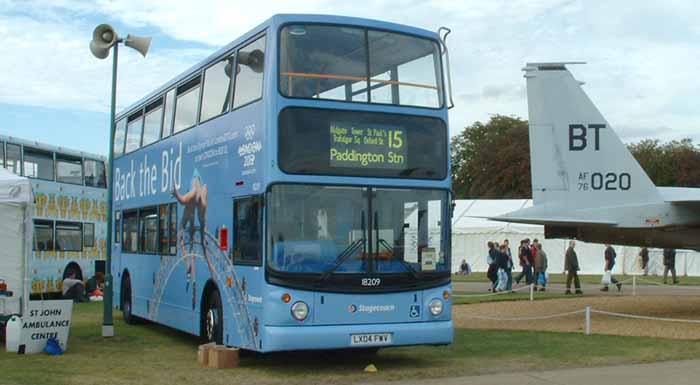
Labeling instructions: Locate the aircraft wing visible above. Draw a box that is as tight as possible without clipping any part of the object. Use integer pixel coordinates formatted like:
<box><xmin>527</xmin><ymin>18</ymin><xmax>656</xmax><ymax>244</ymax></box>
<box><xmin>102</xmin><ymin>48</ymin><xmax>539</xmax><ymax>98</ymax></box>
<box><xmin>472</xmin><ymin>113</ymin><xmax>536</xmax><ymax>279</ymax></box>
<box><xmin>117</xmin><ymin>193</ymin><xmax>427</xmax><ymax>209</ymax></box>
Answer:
<box><xmin>658</xmin><ymin>187</ymin><xmax>700</xmax><ymax>205</ymax></box>
<box><xmin>478</xmin><ymin>215</ymin><xmax>617</xmax><ymax>227</ymax></box>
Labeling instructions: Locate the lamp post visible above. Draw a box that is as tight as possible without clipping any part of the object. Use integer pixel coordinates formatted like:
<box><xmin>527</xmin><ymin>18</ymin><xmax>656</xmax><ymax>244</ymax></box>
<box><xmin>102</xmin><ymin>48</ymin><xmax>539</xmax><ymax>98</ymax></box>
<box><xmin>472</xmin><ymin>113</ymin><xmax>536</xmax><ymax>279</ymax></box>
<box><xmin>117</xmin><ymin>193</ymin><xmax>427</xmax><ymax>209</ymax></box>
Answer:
<box><xmin>90</xmin><ymin>24</ymin><xmax>151</xmax><ymax>337</ymax></box>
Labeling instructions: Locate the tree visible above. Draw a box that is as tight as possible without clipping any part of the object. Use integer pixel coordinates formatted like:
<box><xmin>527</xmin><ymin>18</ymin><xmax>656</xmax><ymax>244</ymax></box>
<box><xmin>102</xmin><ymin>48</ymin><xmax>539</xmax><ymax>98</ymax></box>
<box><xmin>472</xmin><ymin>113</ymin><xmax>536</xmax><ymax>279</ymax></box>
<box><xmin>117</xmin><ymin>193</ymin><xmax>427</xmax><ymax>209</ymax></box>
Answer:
<box><xmin>628</xmin><ymin>138</ymin><xmax>700</xmax><ymax>187</ymax></box>
<box><xmin>453</xmin><ymin>115</ymin><xmax>700</xmax><ymax>198</ymax></box>
<box><xmin>451</xmin><ymin>115</ymin><xmax>531</xmax><ymax>198</ymax></box>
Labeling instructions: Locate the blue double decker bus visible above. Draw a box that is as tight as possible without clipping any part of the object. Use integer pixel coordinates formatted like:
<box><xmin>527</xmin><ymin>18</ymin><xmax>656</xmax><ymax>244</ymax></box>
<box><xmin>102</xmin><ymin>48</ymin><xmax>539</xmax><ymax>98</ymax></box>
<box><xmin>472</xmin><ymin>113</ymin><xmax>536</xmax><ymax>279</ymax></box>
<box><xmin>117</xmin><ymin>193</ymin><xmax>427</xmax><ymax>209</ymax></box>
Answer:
<box><xmin>112</xmin><ymin>14</ymin><xmax>453</xmax><ymax>352</ymax></box>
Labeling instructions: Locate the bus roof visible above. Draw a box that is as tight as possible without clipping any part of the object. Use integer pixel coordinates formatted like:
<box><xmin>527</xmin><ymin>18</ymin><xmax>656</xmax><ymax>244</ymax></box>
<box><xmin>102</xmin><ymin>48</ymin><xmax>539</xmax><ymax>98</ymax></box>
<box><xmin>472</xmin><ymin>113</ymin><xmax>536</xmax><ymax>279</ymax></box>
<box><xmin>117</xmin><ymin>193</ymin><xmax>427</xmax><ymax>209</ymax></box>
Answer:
<box><xmin>0</xmin><ymin>134</ymin><xmax>106</xmax><ymax>161</ymax></box>
<box><xmin>116</xmin><ymin>14</ymin><xmax>442</xmax><ymax>120</ymax></box>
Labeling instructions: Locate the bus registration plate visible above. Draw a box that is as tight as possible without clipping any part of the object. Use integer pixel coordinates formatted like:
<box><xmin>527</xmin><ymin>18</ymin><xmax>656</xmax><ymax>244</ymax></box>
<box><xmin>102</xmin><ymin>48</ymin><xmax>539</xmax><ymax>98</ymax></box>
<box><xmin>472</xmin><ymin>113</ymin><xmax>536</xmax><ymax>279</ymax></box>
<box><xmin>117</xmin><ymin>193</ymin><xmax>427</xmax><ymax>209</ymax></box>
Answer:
<box><xmin>350</xmin><ymin>333</ymin><xmax>392</xmax><ymax>346</ymax></box>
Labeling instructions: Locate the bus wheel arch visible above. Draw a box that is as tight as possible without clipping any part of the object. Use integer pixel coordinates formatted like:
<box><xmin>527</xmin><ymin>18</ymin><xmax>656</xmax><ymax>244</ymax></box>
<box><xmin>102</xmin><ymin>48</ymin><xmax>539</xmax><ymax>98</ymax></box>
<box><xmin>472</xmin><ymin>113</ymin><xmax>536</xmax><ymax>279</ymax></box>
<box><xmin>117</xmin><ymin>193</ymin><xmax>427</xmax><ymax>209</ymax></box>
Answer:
<box><xmin>200</xmin><ymin>280</ymin><xmax>223</xmax><ymax>344</ymax></box>
<box><xmin>62</xmin><ymin>262</ymin><xmax>83</xmax><ymax>281</ymax></box>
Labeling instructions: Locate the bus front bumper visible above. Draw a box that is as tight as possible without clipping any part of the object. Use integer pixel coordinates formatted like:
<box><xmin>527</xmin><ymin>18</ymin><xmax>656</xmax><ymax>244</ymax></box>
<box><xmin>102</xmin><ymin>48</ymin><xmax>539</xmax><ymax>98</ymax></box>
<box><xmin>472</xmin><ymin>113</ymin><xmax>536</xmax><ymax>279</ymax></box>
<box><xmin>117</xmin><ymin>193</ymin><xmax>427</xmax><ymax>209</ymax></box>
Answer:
<box><xmin>261</xmin><ymin>320</ymin><xmax>453</xmax><ymax>352</ymax></box>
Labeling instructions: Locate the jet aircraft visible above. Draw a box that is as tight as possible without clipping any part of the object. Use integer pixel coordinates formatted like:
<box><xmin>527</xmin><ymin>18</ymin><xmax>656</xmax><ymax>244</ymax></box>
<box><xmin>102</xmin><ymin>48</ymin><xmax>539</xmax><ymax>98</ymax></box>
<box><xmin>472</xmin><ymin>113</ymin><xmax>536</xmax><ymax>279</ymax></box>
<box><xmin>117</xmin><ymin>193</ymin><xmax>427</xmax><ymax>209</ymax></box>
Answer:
<box><xmin>489</xmin><ymin>63</ymin><xmax>700</xmax><ymax>249</ymax></box>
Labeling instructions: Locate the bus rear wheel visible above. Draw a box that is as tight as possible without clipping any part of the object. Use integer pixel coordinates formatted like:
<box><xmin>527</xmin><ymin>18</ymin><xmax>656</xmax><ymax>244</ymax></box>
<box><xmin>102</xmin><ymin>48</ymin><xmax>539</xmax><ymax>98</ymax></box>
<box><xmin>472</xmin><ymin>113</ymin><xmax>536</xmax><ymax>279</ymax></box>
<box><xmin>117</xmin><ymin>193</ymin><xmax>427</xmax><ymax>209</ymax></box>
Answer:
<box><xmin>121</xmin><ymin>275</ymin><xmax>138</xmax><ymax>325</ymax></box>
<box><xmin>203</xmin><ymin>288</ymin><xmax>223</xmax><ymax>344</ymax></box>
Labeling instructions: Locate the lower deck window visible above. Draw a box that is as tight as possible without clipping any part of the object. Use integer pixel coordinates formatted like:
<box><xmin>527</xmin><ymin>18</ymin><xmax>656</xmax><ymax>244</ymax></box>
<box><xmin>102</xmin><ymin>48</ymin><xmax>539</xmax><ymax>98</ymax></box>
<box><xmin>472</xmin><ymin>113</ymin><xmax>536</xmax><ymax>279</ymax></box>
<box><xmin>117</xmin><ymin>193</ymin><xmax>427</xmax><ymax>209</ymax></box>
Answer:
<box><xmin>34</xmin><ymin>220</ymin><xmax>54</xmax><ymax>251</ymax></box>
<box><xmin>122</xmin><ymin>210</ymin><xmax>138</xmax><ymax>253</ymax></box>
<box><xmin>55</xmin><ymin>221</ymin><xmax>83</xmax><ymax>251</ymax></box>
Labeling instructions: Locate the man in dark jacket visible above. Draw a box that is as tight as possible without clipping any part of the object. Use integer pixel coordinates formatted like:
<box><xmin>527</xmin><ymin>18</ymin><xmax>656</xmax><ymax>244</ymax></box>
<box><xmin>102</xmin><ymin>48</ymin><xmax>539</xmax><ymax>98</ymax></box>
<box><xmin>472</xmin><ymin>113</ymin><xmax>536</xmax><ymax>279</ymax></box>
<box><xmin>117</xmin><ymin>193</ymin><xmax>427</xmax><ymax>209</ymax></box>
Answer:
<box><xmin>564</xmin><ymin>240</ymin><xmax>583</xmax><ymax>294</ymax></box>
<box><xmin>663</xmin><ymin>248</ymin><xmax>679</xmax><ymax>284</ymax></box>
<box><xmin>486</xmin><ymin>242</ymin><xmax>498</xmax><ymax>291</ymax></box>
<box><xmin>639</xmin><ymin>247</ymin><xmax>649</xmax><ymax>276</ymax></box>
<box><xmin>514</xmin><ymin>239</ymin><xmax>533</xmax><ymax>285</ymax></box>
<box><xmin>602</xmin><ymin>244</ymin><xmax>622</xmax><ymax>292</ymax></box>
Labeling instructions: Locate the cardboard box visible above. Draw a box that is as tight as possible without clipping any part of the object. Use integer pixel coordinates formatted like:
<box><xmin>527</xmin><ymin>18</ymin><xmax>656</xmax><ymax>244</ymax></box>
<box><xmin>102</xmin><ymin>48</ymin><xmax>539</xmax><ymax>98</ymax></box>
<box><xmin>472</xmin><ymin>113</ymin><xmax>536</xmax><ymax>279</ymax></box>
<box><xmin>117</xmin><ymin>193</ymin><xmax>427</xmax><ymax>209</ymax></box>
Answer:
<box><xmin>197</xmin><ymin>343</ymin><xmax>216</xmax><ymax>366</ymax></box>
<box><xmin>207</xmin><ymin>345</ymin><xmax>240</xmax><ymax>369</ymax></box>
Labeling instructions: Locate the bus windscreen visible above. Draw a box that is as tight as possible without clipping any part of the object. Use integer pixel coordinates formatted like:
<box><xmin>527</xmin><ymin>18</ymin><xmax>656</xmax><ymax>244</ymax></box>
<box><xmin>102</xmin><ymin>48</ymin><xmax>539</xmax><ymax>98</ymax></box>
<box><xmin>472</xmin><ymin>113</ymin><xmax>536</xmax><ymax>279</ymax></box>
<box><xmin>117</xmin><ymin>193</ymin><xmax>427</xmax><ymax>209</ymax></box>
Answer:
<box><xmin>279</xmin><ymin>107</ymin><xmax>447</xmax><ymax>179</ymax></box>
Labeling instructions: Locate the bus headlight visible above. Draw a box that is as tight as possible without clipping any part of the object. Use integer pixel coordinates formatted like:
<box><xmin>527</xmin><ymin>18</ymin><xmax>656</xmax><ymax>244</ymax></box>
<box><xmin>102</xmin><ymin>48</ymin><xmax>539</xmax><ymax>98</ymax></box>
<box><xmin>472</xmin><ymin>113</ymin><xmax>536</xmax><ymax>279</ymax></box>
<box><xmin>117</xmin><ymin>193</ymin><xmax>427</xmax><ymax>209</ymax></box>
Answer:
<box><xmin>291</xmin><ymin>301</ymin><xmax>309</xmax><ymax>321</ymax></box>
<box><xmin>429</xmin><ymin>298</ymin><xmax>443</xmax><ymax>316</ymax></box>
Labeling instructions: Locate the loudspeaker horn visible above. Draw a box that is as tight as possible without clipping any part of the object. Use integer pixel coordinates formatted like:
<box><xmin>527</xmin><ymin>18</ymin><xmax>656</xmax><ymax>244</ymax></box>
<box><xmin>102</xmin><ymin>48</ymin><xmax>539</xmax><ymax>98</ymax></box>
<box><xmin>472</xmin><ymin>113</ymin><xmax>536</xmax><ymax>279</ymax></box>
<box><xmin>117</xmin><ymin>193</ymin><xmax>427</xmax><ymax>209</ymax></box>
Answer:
<box><xmin>124</xmin><ymin>34</ymin><xmax>152</xmax><ymax>57</ymax></box>
<box><xmin>237</xmin><ymin>49</ymin><xmax>264</xmax><ymax>73</ymax></box>
<box><xmin>90</xmin><ymin>24</ymin><xmax>118</xmax><ymax>59</ymax></box>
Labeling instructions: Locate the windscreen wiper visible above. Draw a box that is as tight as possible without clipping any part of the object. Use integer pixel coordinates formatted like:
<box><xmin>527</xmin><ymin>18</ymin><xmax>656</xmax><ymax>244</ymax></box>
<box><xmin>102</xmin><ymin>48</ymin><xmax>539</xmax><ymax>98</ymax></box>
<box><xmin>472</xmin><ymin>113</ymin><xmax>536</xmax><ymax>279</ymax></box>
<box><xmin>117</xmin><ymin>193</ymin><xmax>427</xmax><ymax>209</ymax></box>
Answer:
<box><xmin>319</xmin><ymin>211</ymin><xmax>366</xmax><ymax>282</ymax></box>
<box><xmin>377</xmin><ymin>238</ymin><xmax>422</xmax><ymax>280</ymax></box>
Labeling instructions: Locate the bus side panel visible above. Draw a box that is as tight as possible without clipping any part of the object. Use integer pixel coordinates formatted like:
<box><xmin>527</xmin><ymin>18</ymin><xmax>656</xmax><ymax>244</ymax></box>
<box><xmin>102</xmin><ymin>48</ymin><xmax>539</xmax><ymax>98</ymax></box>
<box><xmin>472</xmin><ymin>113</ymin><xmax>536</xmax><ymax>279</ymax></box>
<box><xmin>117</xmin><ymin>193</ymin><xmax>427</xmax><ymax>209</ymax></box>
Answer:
<box><xmin>30</xmin><ymin>180</ymin><xmax>107</xmax><ymax>295</ymax></box>
<box><xmin>112</xmin><ymin>99</ymin><xmax>267</xmax><ymax>339</ymax></box>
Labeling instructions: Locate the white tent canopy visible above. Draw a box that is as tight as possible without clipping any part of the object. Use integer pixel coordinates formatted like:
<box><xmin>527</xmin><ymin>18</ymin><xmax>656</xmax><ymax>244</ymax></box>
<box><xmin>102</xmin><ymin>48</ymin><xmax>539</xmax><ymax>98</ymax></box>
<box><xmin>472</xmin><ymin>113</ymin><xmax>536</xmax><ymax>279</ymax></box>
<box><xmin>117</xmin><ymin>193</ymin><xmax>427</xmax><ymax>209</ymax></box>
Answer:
<box><xmin>451</xmin><ymin>199</ymin><xmax>700</xmax><ymax>276</ymax></box>
<box><xmin>0</xmin><ymin>167</ymin><xmax>33</xmax><ymax>317</ymax></box>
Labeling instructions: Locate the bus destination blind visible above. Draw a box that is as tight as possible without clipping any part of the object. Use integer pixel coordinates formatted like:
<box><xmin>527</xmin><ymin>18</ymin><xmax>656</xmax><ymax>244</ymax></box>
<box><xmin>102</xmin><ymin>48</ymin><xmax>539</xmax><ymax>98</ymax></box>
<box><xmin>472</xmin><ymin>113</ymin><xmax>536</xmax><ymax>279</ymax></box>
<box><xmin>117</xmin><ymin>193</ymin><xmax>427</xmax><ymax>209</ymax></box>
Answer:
<box><xmin>329</xmin><ymin>123</ymin><xmax>407</xmax><ymax>170</ymax></box>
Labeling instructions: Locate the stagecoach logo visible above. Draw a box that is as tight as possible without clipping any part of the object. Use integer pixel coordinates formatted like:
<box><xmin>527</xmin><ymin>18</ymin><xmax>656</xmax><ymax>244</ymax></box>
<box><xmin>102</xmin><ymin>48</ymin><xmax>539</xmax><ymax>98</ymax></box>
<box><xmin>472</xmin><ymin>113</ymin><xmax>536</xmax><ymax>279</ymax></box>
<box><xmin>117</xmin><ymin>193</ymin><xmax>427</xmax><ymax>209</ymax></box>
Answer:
<box><xmin>348</xmin><ymin>304</ymin><xmax>396</xmax><ymax>314</ymax></box>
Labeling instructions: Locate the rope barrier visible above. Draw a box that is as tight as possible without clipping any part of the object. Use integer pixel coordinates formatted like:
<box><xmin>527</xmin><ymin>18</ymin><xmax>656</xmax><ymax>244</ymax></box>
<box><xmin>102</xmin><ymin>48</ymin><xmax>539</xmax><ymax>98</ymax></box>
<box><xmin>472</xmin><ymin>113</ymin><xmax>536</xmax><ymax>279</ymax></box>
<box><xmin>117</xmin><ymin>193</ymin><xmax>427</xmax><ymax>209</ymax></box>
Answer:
<box><xmin>460</xmin><ymin>309</ymin><xmax>586</xmax><ymax>321</ymax></box>
<box><xmin>634</xmin><ymin>277</ymin><xmax>700</xmax><ymax>290</ymax></box>
<box><xmin>590</xmin><ymin>309</ymin><xmax>700</xmax><ymax>324</ymax></box>
<box><xmin>458</xmin><ymin>305</ymin><xmax>700</xmax><ymax>328</ymax></box>
<box><xmin>453</xmin><ymin>284</ymin><xmax>532</xmax><ymax>298</ymax></box>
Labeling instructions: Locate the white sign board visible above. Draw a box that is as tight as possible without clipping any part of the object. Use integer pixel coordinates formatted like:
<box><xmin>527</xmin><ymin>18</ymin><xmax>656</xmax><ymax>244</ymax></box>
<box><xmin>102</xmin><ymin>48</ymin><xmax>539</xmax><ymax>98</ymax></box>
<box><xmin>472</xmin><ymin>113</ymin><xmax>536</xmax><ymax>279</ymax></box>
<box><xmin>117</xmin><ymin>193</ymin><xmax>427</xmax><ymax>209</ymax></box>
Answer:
<box><xmin>19</xmin><ymin>300</ymin><xmax>73</xmax><ymax>354</ymax></box>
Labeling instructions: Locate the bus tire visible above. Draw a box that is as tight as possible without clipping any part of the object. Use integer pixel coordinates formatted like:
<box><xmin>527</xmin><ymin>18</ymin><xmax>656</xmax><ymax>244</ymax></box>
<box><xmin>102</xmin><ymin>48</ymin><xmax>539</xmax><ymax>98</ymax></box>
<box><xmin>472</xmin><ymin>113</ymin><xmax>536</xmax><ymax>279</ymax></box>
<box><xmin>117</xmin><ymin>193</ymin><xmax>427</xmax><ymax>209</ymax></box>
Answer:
<box><xmin>121</xmin><ymin>274</ymin><xmax>140</xmax><ymax>325</ymax></box>
<box><xmin>202</xmin><ymin>288</ymin><xmax>223</xmax><ymax>344</ymax></box>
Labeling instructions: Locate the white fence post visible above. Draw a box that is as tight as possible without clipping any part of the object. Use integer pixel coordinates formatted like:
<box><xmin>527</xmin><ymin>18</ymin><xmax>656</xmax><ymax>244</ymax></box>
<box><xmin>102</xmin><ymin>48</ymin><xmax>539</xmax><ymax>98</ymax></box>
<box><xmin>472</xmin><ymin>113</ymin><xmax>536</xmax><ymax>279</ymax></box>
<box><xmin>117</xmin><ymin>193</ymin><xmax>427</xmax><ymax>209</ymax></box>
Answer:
<box><xmin>530</xmin><ymin>283</ymin><xmax>534</xmax><ymax>301</ymax></box>
<box><xmin>585</xmin><ymin>306</ymin><xmax>591</xmax><ymax>335</ymax></box>
<box><xmin>632</xmin><ymin>275</ymin><xmax>637</xmax><ymax>296</ymax></box>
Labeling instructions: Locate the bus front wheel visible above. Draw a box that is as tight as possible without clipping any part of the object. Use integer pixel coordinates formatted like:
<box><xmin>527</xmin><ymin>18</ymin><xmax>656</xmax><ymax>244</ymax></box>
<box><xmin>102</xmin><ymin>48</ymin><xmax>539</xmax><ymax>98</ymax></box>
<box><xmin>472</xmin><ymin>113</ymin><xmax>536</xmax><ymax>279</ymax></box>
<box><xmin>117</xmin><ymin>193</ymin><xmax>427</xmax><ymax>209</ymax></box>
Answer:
<box><xmin>203</xmin><ymin>288</ymin><xmax>223</xmax><ymax>344</ymax></box>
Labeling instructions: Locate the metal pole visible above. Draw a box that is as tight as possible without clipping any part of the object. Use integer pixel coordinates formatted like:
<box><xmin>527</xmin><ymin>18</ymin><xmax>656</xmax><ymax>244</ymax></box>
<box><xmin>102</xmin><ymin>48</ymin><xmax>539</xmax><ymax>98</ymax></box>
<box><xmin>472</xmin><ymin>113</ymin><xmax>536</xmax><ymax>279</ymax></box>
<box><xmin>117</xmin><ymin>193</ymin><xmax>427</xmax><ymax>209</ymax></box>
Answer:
<box><xmin>103</xmin><ymin>42</ymin><xmax>118</xmax><ymax>338</ymax></box>
<box><xmin>585</xmin><ymin>305</ymin><xmax>591</xmax><ymax>335</ymax></box>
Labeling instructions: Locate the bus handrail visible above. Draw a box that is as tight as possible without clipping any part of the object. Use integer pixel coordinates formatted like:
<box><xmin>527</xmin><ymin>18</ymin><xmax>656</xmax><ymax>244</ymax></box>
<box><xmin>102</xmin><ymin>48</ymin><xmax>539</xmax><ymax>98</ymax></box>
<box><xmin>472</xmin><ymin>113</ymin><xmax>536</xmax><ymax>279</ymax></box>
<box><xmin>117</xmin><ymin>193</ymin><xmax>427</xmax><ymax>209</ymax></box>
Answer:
<box><xmin>437</xmin><ymin>26</ymin><xmax>455</xmax><ymax>109</ymax></box>
<box><xmin>280</xmin><ymin>71</ymin><xmax>439</xmax><ymax>90</ymax></box>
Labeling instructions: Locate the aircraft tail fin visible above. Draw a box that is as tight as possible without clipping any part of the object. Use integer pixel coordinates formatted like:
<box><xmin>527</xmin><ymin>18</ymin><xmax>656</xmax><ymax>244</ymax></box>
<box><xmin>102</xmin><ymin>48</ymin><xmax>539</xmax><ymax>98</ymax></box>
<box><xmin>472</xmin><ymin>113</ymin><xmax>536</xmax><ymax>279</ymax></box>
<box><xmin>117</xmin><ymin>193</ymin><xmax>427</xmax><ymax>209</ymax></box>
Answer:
<box><xmin>524</xmin><ymin>63</ymin><xmax>660</xmax><ymax>208</ymax></box>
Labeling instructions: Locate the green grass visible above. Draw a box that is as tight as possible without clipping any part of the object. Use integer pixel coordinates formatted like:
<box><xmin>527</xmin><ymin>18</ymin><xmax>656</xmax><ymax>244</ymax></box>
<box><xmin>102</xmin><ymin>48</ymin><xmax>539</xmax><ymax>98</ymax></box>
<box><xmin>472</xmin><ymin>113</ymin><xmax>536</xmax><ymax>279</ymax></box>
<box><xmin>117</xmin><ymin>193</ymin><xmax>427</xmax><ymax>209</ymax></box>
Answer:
<box><xmin>3</xmin><ymin>302</ymin><xmax>700</xmax><ymax>385</ymax></box>
<box><xmin>453</xmin><ymin>272</ymin><xmax>700</xmax><ymax>286</ymax></box>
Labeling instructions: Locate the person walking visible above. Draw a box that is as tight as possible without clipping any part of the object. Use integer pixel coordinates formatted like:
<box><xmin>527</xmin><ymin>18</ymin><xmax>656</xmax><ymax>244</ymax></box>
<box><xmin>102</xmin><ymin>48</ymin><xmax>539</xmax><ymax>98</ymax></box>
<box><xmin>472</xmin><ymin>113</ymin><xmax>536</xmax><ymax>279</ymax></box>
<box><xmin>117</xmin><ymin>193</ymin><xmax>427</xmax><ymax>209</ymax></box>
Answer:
<box><xmin>495</xmin><ymin>244</ymin><xmax>510</xmax><ymax>292</ymax></box>
<box><xmin>601</xmin><ymin>244</ymin><xmax>622</xmax><ymax>292</ymax></box>
<box><xmin>639</xmin><ymin>247</ymin><xmax>649</xmax><ymax>276</ymax></box>
<box><xmin>564</xmin><ymin>240</ymin><xmax>583</xmax><ymax>294</ymax></box>
<box><xmin>503</xmin><ymin>239</ymin><xmax>514</xmax><ymax>291</ymax></box>
<box><xmin>514</xmin><ymin>239</ymin><xmax>533</xmax><ymax>285</ymax></box>
<box><xmin>663</xmin><ymin>248</ymin><xmax>679</xmax><ymax>284</ymax></box>
<box><xmin>486</xmin><ymin>241</ymin><xmax>498</xmax><ymax>291</ymax></box>
<box><xmin>534</xmin><ymin>243</ymin><xmax>548</xmax><ymax>291</ymax></box>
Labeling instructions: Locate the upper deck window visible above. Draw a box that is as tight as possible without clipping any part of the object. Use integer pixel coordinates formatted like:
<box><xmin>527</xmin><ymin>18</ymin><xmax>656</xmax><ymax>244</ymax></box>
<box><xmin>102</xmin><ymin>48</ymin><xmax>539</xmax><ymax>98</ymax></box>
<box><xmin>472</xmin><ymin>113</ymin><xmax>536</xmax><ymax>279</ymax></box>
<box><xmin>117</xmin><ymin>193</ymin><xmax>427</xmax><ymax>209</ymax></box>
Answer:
<box><xmin>84</xmin><ymin>159</ymin><xmax>106</xmax><ymax>188</ymax></box>
<box><xmin>5</xmin><ymin>143</ymin><xmax>21</xmax><ymax>175</ymax></box>
<box><xmin>125</xmin><ymin>112</ymin><xmax>143</xmax><ymax>153</ymax></box>
<box><xmin>56</xmin><ymin>154</ymin><xmax>83</xmax><ymax>185</ymax></box>
<box><xmin>23</xmin><ymin>147</ymin><xmax>54</xmax><ymax>180</ymax></box>
<box><xmin>114</xmin><ymin>118</ymin><xmax>127</xmax><ymax>157</ymax></box>
<box><xmin>162</xmin><ymin>89</ymin><xmax>175</xmax><ymax>139</ymax></box>
<box><xmin>233</xmin><ymin>36</ymin><xmax>266</xmax><ymax>108</ymax></box>
<box><xmin>279</xmin><ymin>24</ymin><xmax>443</xmax><ymax>108</ymax></box>
<box><xmin>174</xmin><ymin>77</ymin><xmax>201</xmax><ymax>133</ymax></box>
<box><xmin>200</xmin><ymin>55</ymin><xmax>233</xmax><ymax>122</ymax></box>
<box><xmin>142</xmin><ymin>99</ymin><xmax>164</xmax><ymax>147</ymax></box>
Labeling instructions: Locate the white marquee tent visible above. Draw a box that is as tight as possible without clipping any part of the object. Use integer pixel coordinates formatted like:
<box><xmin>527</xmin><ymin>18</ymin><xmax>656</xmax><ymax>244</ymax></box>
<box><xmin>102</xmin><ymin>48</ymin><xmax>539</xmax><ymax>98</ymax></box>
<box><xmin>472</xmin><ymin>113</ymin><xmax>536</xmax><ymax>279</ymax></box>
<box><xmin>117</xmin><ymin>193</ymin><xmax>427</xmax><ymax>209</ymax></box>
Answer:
<box><xmin>0</xmin><ymin>168</ymin><xmax>33</xmax><ymax>318</ymax></box>
<box><xmin>451</xmin><ymin>199</ymin><xmax>700</xmax><ymax>276</ymax></box>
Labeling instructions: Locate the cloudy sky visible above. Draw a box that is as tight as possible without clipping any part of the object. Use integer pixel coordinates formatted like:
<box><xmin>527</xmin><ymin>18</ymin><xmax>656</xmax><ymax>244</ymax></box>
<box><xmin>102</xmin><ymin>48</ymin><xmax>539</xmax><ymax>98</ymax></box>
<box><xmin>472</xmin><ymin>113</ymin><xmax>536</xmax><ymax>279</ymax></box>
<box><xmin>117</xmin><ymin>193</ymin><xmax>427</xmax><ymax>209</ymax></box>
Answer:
<box><xmin>1</xmin><ymin>0</ymin><xmax>698</xmax><ymax>154</ymax></box>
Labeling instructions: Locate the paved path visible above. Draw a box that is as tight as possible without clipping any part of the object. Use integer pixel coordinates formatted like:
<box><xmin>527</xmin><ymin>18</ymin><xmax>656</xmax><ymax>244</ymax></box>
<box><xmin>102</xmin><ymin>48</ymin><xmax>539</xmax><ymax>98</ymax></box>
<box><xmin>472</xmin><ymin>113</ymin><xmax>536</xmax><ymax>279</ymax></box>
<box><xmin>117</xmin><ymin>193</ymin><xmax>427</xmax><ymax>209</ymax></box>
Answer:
<box><xmin>453</xmin><ymin>280</ymin><xmax>700</xmax><ymax>296</ymax></box>
<box><xmin>373</xmin><ymin>360</ymin><xmax>700</xmax><ymax>385</ymax></box>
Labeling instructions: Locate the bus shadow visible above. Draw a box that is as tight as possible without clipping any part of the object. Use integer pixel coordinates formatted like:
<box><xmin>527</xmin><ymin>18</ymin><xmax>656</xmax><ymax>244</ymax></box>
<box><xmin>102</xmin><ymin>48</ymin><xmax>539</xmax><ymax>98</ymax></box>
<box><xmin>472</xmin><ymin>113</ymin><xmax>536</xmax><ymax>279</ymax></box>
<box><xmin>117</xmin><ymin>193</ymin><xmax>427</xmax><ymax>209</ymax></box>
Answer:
<box><xmin>116</xmin><ymin>317</ymin><xmax>432</xmax><ymax>371</ymax></box>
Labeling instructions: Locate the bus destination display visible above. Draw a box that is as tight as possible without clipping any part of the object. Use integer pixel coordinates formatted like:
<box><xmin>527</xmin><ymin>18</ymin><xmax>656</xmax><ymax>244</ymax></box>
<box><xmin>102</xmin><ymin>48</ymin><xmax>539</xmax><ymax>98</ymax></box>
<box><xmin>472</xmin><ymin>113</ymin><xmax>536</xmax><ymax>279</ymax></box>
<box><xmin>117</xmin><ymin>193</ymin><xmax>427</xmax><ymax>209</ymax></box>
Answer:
<box><xmin>329</xmin><ymin>123</ymin><xmax>407</xmax><ymax>170</ymax></box>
